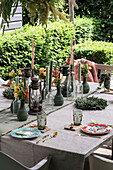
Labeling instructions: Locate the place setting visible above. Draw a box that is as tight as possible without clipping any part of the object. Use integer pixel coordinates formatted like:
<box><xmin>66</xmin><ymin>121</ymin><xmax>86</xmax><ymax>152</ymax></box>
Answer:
<box><xmin>77</xmin><ymin>119</ymin><xmax>113</xmax><ymax>139</ymax></box>
<box><xmin>64</xmin><ymin>108</ymin><xmax>112</xmax><ymax>139</ymax></box>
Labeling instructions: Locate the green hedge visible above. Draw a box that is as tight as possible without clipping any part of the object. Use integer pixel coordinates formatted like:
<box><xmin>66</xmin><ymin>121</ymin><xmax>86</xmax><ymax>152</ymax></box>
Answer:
<box><xmin>0</xmin><ymin>18</ymin><xmax>93</xmax><ymax>80</ymax></box>
<box><xmin>74</xmin><ymin>41</ymin><xmax>113</xmax><ymax>64</ymax></box>
<box><xmin>0</xmin><ymin>18</ymin><xmax>113</xmax><ymax>80</ymax></box>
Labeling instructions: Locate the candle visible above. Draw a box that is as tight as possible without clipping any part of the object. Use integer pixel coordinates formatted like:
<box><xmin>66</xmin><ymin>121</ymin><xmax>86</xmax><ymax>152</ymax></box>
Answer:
<box><xmin>31</xmin><ymin>39</ymin><xmax>34</xmax><ymax>70</ymax></box>
<box><xmin>78</xmin><ymin>62</ymin><xmax>81</xmax><ymax>82</ymax></box>
<box><xmin>70</xmin><ymin>36</ymin><xmax>74</xmax><ymax>72</ymax></box>
<box><xmin>49</xmin><ymin>60</ymin><xmax>53</xmax><ymax>92</ymax></box>
<box><xmin>46</xmin><ymin>66</ymin><xmax>49</xmax><ymax>86</ymax></box>
<box><xmin>16</xmin><ymin>76</ymin><xmax>19</xmax><ymax>86</ymax></box>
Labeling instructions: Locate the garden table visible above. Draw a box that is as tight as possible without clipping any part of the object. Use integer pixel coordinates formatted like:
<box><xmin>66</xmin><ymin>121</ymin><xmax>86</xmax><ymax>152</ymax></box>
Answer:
<box><xmin>1</xmin><ymin>85</ymin><xmax>113</xmax><ymax>170</ymax></box>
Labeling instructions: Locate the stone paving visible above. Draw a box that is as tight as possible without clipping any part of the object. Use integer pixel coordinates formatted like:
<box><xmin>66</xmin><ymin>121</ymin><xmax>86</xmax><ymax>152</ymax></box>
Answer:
<box><xmin>0</xmin><ymin>87</ymin><xmax>11</xmax><ymax>111</ymax></box>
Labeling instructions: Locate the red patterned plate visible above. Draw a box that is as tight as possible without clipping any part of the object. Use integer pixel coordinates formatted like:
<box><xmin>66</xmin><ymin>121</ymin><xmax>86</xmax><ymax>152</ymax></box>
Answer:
<box><xmin>81</xmin><ymin>124</ymin><xmax>111</xmax><ymax>135</ymax></box>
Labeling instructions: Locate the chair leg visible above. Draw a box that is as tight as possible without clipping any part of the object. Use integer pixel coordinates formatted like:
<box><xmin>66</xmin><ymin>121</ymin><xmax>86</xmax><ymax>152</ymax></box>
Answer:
<box><xmin>112</xmin><ymin>139</ymin><xmax>113</xmax><ymax>160</ymax></box>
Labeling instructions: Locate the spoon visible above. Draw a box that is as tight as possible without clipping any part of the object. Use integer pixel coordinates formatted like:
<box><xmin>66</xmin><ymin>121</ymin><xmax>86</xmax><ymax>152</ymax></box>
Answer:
<box><xmin>42</xmin><ymin>132</ymin><xmax>58</xmax><ymax>142</ymax></box>
<box><xmin>91</xmin><ymin>119</ymin><xmax>98</xmax><ymax>124</ymax></box>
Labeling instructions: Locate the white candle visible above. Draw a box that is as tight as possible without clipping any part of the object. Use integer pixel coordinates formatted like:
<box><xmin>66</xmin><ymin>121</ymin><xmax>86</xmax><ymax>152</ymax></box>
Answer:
<box><xmin>16</xmin><ymin>76</ymin><xmax>19</xmax><ymax>86</ymax></box>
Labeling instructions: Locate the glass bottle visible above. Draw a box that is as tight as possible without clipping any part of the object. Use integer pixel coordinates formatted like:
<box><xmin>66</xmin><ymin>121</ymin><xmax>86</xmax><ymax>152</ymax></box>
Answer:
<box><xmin>42</xmin><ymin>78</ymin><xmax>47</xmax><ymax>101</ymax></box>
<box><xmin>37</xmin><ymin>105</ymin><xmax>47</xmax><ymax>130</ymax></box>
<box><xmin>75</xmin><ymin>61</ymin><xmax>83</xmax><ymax>97</ymax></box>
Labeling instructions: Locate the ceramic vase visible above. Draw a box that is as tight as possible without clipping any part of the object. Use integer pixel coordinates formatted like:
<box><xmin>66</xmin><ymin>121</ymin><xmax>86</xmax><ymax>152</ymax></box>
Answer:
<box><xmin>10</xmin><ymin>99</ymin><xmax>14</xmax><ymax>113</ymax></box>
<box><xmin>82</xmin><ymin>75</ymin><xmax>90</xmax><ymax>94</ymax></box>
<box><xmin>13</xmin><ymin>99</ymin><xmax>20</xmax><ymax>114</ymax></box>
<box><xmin>17</xmin><ymin>100</ymin><xmax>28</xmax><ymax>121</ymax></box>
<box><xmin>54</xmin><ymin>86</ymin><xmax>64</xmax><ymax>106</ymax></box>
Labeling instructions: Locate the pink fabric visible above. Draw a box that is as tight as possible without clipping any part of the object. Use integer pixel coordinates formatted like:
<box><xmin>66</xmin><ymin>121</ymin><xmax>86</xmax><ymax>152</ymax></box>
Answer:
<box><xmin>74</xmin><ymin>58</ymin><xmax>98</xmax><ymax>83</ymax></box>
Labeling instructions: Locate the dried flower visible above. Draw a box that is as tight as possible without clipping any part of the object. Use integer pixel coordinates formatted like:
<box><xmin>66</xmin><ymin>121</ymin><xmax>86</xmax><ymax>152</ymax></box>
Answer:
<box><xmin>39</xmin><ymin>68</ymin><xmax>46</xmax><ymax>80</ymax></box>
<box><xmin>18</xmin><ymin>70</ymin><xmax>22</xmax><ymax>75</ymax></box>
<box><xmin>65</xmin><ymin>58</ymin><xmax>70</xmax><ymax>65</ymax></box>
<box><xmin>14</xmin><ymin>81</ymin><xmax>28</xmax><ymax>100</ymax></box>
<box><xmin>81</xmin><ymin>60</ymin><xmax>91</xmax><ymax>77</ymax></box>
<box><xmin>52</xmin><ymin>69</ymin><xmax>62</xmax><ymax>87</ymax></box>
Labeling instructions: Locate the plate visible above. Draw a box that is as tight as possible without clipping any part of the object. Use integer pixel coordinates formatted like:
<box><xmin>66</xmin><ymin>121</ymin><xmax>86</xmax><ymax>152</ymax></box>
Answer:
<box><xmin>10</xmin><ymin>128</ymin><xmax>41</xmax><ymax>139</ymax></box>
<box><xmin>81</xmin><ymin>124</ymin><xmax>111</xmax><ymax>135</ymax></box>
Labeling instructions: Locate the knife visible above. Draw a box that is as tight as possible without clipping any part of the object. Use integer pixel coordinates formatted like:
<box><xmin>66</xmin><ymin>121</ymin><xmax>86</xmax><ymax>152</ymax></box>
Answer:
<box><xmin>36</xmin><ymin>135</ymin><xmax>49</xmax><ymax>144</ymax></box>
<box><xmin>15</xmin><ymin>132</ymin><xmax>28</xmax><ymax>136</ymax></box>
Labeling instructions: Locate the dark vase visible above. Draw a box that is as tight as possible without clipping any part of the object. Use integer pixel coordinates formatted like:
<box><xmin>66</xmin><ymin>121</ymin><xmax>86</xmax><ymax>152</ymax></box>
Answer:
<box><xmin>82</xmin><ymin>75</ymin><xmax>90</xmax><ymax>94</ymax></box>
<box><xmin>13</xmin><ymin>99</ymin><xmax>20</xmax><ymax>114</ymax></box>
<box><xmin>10</xmin><ymin>99</ymin><xmax>14</xmax><ymax>113</ymax></box>
<box><xmin>54</xmin><ymin>86</ymin><xmax>64</xmax><ymax>106</ymax></box>
<box><xmin>17</xmin><ymin>100</ymin><xmax>28</xmax><ymax>121</ymax></box>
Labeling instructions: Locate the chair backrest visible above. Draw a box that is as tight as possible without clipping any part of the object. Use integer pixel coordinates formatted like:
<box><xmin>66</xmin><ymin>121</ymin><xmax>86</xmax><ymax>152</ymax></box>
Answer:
<box><xmin>89</xmin><ymin>154</ymin><xmax>113</xmax><ymax>170</ymax></box>
<box><xmin>95</xmin><ymin>63</ymin><xmax>113</xmax><ymax>79</ymax></box>
<box><xmin>0</xmin><ymin>151</ymin><xmax>51</xmax><ymax>170</ymax></box>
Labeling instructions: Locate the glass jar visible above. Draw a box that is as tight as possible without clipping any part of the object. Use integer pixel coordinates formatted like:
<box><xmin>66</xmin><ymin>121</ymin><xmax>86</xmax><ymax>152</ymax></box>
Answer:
<box><xmin>37</xmin><ymin>105</ymin><xmax>47</xmax><ymax>130</ymax></box>
<box><xmin>73</xmin><ymin>109</ymin><xmax>82</xmax><ymax>126</ymax></box>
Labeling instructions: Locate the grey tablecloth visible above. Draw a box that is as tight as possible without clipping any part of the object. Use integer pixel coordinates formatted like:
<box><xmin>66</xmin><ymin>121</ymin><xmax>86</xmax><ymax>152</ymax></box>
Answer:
<box><xmin>1</xmin><ymin>84</ymin><xmax>113</xmax><ymax>170</ymax></box>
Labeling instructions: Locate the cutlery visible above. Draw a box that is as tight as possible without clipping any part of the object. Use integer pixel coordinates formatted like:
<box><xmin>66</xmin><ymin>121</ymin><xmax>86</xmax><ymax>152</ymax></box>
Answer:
<box><xmin>42</xmin><ymin>132</ymin><xmax>58</xmax><ymax>142</ymax></box>
<box><xmin>36</xmin><ymin>135</ymin><xmax>49</xmax><ymax>144</ymax></box>
<box><xmin>77</xmin><ymin>133</ymin><xmax>101</xmax><ymax>138</ymax></box>
<box><xmin>91</xmin><ymin>119</ymin><xmax>113</xmax><ymax>128</ymax></box>
<box><xmin>91</xmin><ymin>119</ymin><xmax>98</xmax><ymax>124</ymax></box>
<box><xmin>15</xmin><ymin>132</ymin><xmax>28</xmax><ymax>136</ymax></box>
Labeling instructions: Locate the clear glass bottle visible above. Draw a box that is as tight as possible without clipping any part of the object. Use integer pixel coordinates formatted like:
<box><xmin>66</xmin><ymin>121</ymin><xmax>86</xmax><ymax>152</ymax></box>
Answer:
<box><xmin>37</xmin><ymin>105</ymin><xmax>47</xmax><ymax>130</ymax></box>
<box><xmin>67</xmin><ymin>72</ymin><xmax>76</xmax><ymax>101</ymax></box>
<box><xmin>75</xmin><ymin>80</ymin><xmax>83</xmax><ymax>98</ymax></box>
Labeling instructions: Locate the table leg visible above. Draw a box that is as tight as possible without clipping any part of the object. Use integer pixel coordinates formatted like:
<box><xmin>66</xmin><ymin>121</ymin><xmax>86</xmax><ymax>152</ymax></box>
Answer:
<box><xmin>112</xmin><ymin>138</ymin><xmax>113</xmax><ymax>160</ymax></box>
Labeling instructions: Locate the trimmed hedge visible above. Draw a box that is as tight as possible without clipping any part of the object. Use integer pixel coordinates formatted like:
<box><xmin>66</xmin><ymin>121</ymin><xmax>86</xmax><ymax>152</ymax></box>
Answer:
<box><xmin>74</xmin><ymin>41</ymin><xmax>113</xmax><ymax>64</ymax></box>
<box><xmin>0</xmin><ymin>18</ymin><xmax>113</xmax><ymax>80</ymax></box>
<box><xmin>0</xmin><ymin>18</ymin><xmax>93</xmax><ymax>80</ymax></box>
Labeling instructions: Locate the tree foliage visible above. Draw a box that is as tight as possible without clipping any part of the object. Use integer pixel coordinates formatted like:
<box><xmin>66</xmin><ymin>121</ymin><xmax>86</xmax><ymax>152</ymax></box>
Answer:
<box><xmin>0</xmin><ymin>0</ymin><xmax>78</xmax><ymax>31</ymax></box>
<box><xmin>76</xmin><ymin>0</ymin><xmax>113</xmax><ymax>42</ymax></box>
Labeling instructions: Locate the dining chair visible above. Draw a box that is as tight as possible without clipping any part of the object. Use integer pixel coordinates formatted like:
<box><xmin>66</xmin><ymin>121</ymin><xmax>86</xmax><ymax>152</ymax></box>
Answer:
<box><xmin>89</xmin><ymin>154</ymin><xmax>113</xmax><ymax>170</ymax></box>
<box><xmin>0</xmin><ymin>151</ymin><xmax>51</xmax><ymax>170</ymax></box>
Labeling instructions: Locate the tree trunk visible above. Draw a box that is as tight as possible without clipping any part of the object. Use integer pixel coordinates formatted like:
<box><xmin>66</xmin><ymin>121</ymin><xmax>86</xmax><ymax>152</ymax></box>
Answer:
<box><xmin>68</xmin><ymin>0</ymin><xmax>74</xmax><ymax>24</ymax></box>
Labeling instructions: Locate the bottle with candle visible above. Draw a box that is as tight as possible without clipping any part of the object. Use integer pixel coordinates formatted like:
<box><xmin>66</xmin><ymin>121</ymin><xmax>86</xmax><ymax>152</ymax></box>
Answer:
<box><xmin>44</xmin><ymin>61</ymin><xmax>54</xmax><ymax>110</ymax></box>
<box><xmin>76</xmin><ymin>62</ymin><xmax>83</xmax><ymax>97</ymax></box>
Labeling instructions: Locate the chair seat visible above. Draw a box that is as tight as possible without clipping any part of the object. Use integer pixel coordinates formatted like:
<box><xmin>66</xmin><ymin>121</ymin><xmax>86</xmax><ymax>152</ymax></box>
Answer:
<box><xmin>89</xmin><ymin>154</ymin><xmax>113</xmax><ymax>170</ymax></box>
<box><xmin>0</xmin><ymin>151</ymin><xmax>51</xmax><ymax>170</ymax></box>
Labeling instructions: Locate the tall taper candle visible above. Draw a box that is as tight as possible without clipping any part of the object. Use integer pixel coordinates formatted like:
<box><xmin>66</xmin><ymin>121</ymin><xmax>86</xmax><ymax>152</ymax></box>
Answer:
<box><xmin>70</xmin><ymin>36</ymin><xmax>73</xmax><ymax>65</ymax></box>
<box><xmin>78</xmin><ymin>62</ymin><xmax>81</xmax><ymax>82</ymax></box>
<box><xmin>49</xmin><ymin>60</ymin><xmax>53</xmax><ymax>92</ymax></box>
<box><xmin>16</xmin><ymin>76</ymin><xmax>19</xmax><ymax>86</ymax></box>
<box><xmin>46</xmin><ymin>66</ymin><xmax>49</xmax><ymax>86</ymax></box>
<box><xmin>31</xmin><ymin>39</ymin><xmax>34</xmax><ymax>70</ymax></box>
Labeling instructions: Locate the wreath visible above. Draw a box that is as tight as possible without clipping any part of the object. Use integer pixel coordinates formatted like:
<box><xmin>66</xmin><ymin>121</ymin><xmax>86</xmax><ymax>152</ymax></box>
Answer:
<box><xmin>75</xmin><ymin>96</ymin><xmax>108</xmax><ymax>110</ymax></box>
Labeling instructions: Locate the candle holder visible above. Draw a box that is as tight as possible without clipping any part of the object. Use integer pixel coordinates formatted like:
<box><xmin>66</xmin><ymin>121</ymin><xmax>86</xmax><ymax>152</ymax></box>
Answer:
<box><xmin>23</xmin><ymin>67</ymin><xmax>31</xmax><ymax>78</ymax></box>
<box><xmin>29</xmin><ymin>77</ymin><xmax>42</xmax><ymax>115</ymax></box>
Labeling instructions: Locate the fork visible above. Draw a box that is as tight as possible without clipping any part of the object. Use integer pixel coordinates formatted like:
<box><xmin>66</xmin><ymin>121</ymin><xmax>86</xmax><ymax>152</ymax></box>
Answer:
<box><xmin>77</xmin><ymin>133</ymin><xmax>101</xmax><ymax>138</ymax></box>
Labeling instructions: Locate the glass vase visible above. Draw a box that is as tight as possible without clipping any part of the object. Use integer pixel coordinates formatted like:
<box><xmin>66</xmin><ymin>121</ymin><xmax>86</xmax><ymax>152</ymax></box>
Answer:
<box><xmin>54</xmin><ymin>86</ymin><xmax>64</xmax><ymax>106</ymax></box>
<box><xmin>82</xmin><ymin>75</ymin><xmax>90</xmax><ymax>94</ymax></box>
<box><xmin>17</xmin><ymin>100</ymin><xmax>28</xmax><ymax>121</ymax></box>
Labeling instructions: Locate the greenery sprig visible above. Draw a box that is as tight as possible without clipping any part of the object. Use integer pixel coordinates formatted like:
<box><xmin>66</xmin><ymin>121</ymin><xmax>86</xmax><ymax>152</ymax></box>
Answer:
<box><xmin>75</xmin><ymin>96</ymin><xmax>108</xmax><ymax>110</ymax></box>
